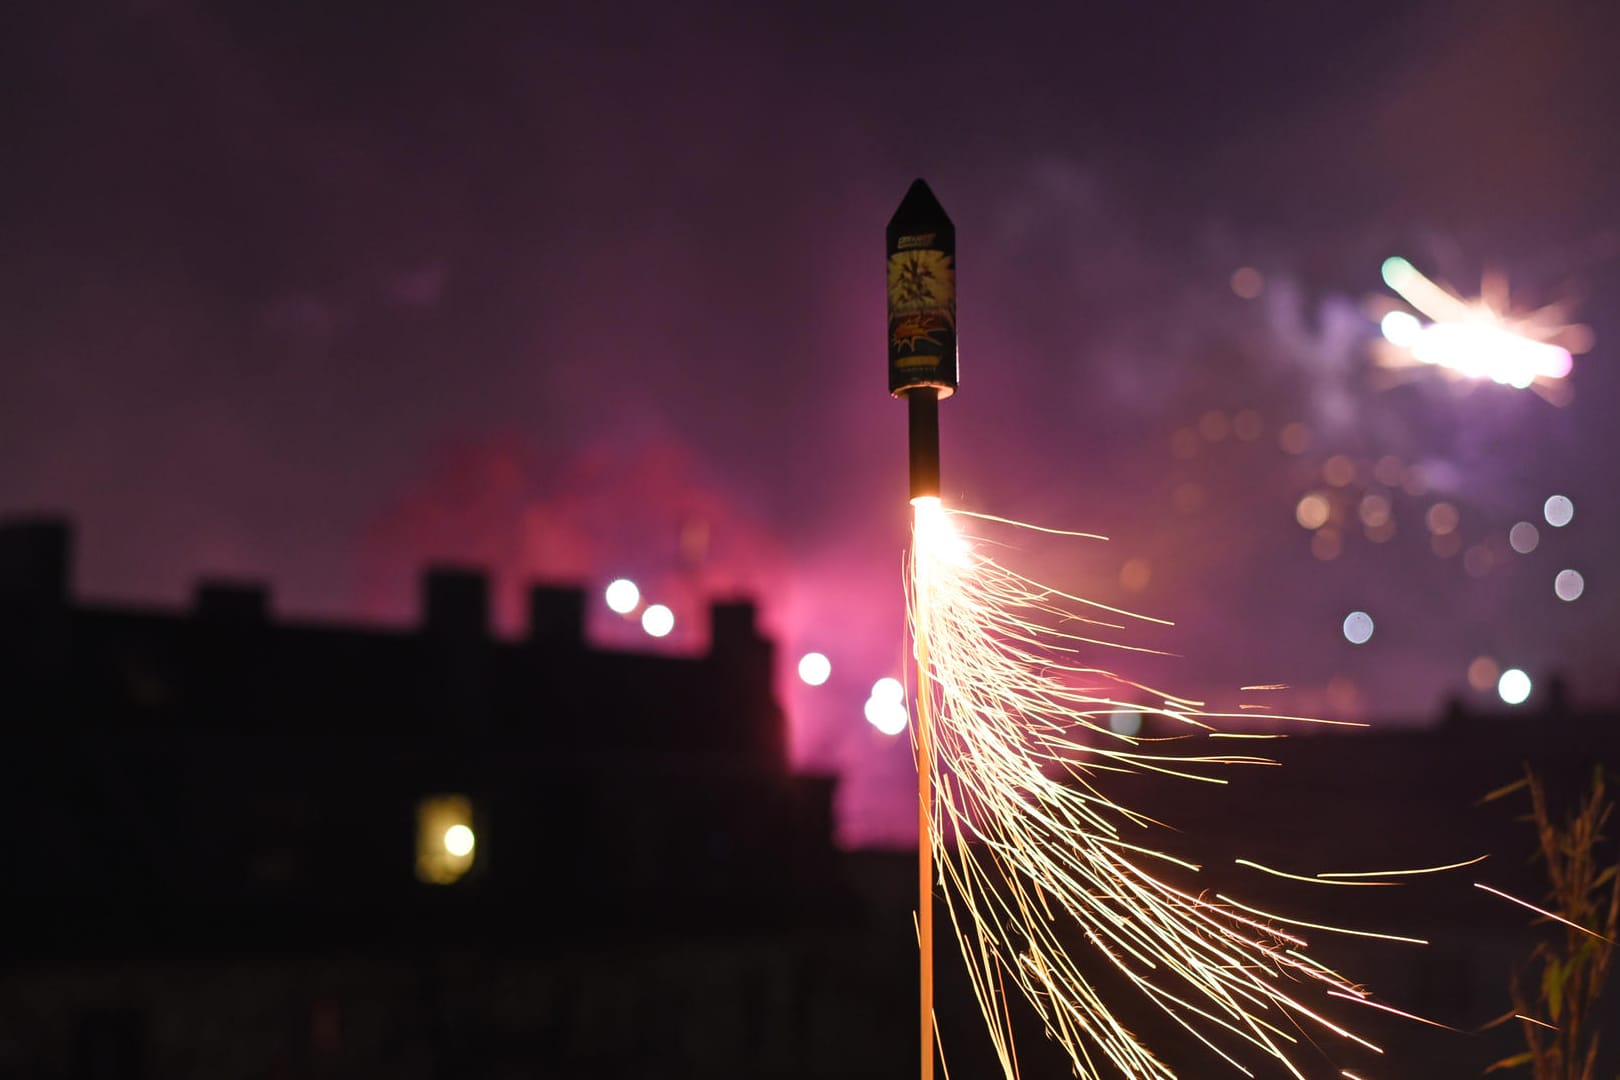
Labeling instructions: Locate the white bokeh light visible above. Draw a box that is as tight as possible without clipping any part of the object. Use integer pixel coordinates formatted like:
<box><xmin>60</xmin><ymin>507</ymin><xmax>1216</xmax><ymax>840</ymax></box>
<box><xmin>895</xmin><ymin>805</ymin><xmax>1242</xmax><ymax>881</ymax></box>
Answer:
<box><xmin>641</xmin><ymin>604</ymin><xmax>674</xmax><ymax>637</ymax></box>
<box><xmin>1379</xmin><ymin>310</ymin><xmax>1422</xmax><ymax>347</ymax></box>
<box><xmin>871</xmin><ymin>677</ymin><xmax>905</xmax><ymax>704</ymax></box>
<box><xmin>1109</xmin><ymin>711</ymin><xmax>1143</xmax><ymax>737</ymax></box>
<box><xmin>1508</xmin><ymin>521</ymin><xmax>1539</xmax><ymax>555</ymax></box>
<box><xmin>1409</xmin><ymin>322</ymin><xmax>1570</xmax><ymax>387</ymax></box>
<box><xmin>1498</xmin><ymin>668</ymin><xmax>1532</xmax><ymax>706</ymax></box>
<box><xmin>443</xmin><ymin>824</ymin><xmax>475</xmax><ymax>857</ymax></box>
<box><xmin>1554</xmin><ymin>569</ymin><xmax>1585</xmax><ymax>602</ymax></box>
<box><xmin>797</xmin><ymin>651</ymin><xmax>831</xmax><ymax>686</ymax></box>
<box><xmin>604</xmin><ymin>578</ymin><xmax>640</xmax><ymax>614</ymax></box>
<box><xmin>1341</xmin><ymin>611</ymin><xmax>1375</xmax><ymax>645</ymax></box>
<box><xmin>864</xmin><ymin>695</ymin><xmax>908</xmax><ymax>736</ymax></box>
<box><xmin>1544</xmin><ymin>495</ymin><xmax>1574</xmax><ymax>528</ymax></box>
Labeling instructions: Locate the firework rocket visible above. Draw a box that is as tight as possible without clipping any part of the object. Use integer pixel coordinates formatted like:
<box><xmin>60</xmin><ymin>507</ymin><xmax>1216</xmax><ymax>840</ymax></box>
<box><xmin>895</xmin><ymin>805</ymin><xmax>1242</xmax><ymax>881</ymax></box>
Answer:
<box><xmin>886</xmin><ymin>181</ymin><xmax>1438</xmax><ymax>1080</ymax></box>
<box><xmin>890</xmin><ymin>177</ymin><xmax>955</xmax><ymax>1080</ymax></box>
<box><xmin>888</xmin><ymin>178</ymin><xmax>957</xmax><ymax>501</ymax></box>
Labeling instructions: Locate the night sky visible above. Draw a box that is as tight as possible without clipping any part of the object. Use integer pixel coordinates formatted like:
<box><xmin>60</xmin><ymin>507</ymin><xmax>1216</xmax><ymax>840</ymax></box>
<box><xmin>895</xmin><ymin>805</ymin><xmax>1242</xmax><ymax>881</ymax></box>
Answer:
<box><xmin>5</xmin><ymin>2</ymin><xmax>1618</xmax><ymax>843</ymax></box>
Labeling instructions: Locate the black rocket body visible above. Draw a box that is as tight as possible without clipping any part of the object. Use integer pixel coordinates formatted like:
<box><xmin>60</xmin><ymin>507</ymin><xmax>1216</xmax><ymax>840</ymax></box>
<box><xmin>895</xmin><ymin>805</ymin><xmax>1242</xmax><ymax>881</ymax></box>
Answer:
<box><xmin>887</xmin><ymin>179</ymin><xmax>958</xmax><ymax>399</ymax></box>
<box><xmin>887</xmin><ymin>178</ymin><xmax>956</xmax><ymax>501</ymax></box>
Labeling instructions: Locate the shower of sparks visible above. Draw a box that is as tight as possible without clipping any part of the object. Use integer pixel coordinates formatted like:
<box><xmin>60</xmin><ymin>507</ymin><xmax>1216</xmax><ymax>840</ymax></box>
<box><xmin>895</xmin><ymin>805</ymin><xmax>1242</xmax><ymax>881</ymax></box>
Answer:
<box><xmin>1375</xmin><ymin>256</ymin><xmax>1591</xmax><ymax>401</ymax></box>
<box><xmin>909</xmin><ymin>497</ymin><xmax>1429</xmax><ymax>1078</ymax></box>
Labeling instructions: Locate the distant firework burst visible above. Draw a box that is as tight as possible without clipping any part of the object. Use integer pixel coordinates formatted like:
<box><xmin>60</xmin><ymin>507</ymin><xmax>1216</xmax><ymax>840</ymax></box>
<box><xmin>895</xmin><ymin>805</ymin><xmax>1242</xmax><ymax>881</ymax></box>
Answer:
<box><xmin>1374</xmin><ymin>256</ymin><xmax>1592</xmax><ymax>403</ymax></box>
<box><xmin>908</xmin><ymin>497</ymin><xmax>1443</xmax><ymax>1078</ymax></box>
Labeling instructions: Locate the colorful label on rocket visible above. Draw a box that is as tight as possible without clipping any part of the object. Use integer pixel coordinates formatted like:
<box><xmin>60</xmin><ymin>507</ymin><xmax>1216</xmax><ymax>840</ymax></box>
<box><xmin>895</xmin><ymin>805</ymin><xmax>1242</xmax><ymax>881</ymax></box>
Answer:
<box><xmin>887</xmin><ymin>242</ymin><xmax>956</xmax><ymax>391</ymax></box>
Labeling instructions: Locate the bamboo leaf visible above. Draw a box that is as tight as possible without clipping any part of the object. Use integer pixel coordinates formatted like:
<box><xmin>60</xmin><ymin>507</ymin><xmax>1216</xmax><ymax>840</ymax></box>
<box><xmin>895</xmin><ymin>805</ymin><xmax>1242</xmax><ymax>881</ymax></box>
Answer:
<box><xmin>1481</xmin><ymin>777</ymin><xmax>1531</xmax><ymax>805</ymax></box>
<box><xmin>1483</xmin><ymin>1050</ymin><xmax>1534</xmax><ymax>1073</ymax></box>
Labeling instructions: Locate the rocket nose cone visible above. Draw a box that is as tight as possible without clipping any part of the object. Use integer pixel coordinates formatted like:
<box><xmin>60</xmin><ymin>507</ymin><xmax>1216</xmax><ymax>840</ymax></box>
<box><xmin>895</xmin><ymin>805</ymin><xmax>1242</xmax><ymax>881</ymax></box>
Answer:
<box><xmin>889</xmin><ymin>178</ymin><xmax>951</xmax><ymax>228</ymax></box>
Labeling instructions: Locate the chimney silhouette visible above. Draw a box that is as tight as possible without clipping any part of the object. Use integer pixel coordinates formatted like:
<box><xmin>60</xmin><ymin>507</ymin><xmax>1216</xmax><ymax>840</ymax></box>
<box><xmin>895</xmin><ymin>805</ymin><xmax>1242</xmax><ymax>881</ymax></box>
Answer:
<box><xmin>422</xmin><ymin>567</ymin><xmax>489</xmax><ymax>640</ymax></box>
<box><xmin>0</xmin><ymin>516</ymin><xmax>73</xmax><ymax>698</ymax></box>
<box><xmin>527</xmin><ymin>584</ymin><xmax>584</xmax><ymax>646</ymax></box>
<box><xmin>0</xmin><ymin>516</ymin><xmax>71</xmax><ymax>603</ymax></box>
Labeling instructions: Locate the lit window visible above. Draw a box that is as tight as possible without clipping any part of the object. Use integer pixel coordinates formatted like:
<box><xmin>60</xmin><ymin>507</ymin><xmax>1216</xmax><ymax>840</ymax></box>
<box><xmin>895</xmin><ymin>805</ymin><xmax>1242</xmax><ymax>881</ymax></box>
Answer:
<box><xmin>417</xmin><ymin>795</ymin><xmax>476</xmax><ymax>885</ymax></box>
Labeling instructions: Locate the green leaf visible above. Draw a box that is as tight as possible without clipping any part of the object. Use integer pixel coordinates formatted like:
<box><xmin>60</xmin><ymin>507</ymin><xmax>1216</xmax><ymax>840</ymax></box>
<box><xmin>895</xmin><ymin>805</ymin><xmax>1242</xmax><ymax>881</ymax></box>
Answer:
<box><xmin>1544</xmin><ymin>960</ymin><xmax>1563</xmax><ymax>1021</ymax></box>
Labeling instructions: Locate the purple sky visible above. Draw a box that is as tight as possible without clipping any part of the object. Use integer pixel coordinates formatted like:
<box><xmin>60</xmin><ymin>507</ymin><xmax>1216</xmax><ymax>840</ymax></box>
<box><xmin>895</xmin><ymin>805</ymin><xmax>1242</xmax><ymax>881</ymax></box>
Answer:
<box><xmin>5</xmin><ymin>2</ymin><xmax>1618</xmax><ymax>844</ymax></box>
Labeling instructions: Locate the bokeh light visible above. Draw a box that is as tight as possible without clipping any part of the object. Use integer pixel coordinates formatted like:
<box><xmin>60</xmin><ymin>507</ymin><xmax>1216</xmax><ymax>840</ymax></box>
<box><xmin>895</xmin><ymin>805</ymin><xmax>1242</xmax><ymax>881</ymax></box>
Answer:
<box><xmin>1295</xmin><ymin>493</ymin><xmax>1331</xmax><ymax>530</ymax></box>
<box><xmin>1118</xmin><ymin>558</ymin><xmax>1152</xmax><ymax>592</ymax></box>
<box><xmin>1311</xmin><ymin>527</ymin><xmax>1342</xmax><ymax>561</ymax></box>
<box><xmin>1341</xmin><ymin>611</ymin><xmax>1374</xmax><ymax>645</ymax></box>
<box><xmin>1508</xmin><ymin>521</ymin><xmax>1540</xmax><ymax>554</ymax></box>
<box><xmin>1424</xmin><ymin>502</ymin><xmax>1458</xmax><ymax>535</ymax></box>
<box><xmin>1357</xmin><ymin>494</ymin><xmax>1391</xmax><ymax>528</ymax></box>
<box><xmin>1379</xmin><ymin>310</ymin><xmax>1422</xmax><ymax>347</ymax></box>
<box><xmin>871</xmin><ymin>677</ymin><xmax>904</xmax><ymax>704</ymax></box>
<box><xmin>1467</xmin><ymin>656</ymin><xmax>1499</xmax><ymax>692</ymax></box>
<box><xmin>641</xmin><ymin>604</ymin><xmax>674</xmax><ymax>637</ymax></box>
<box><xmin>1411</xmin><ymin>321</ymin><xmax>1572</xmax><ymax>387</ymax></box>
<box><xmin>1381</xmin><ymin>255</ymin><xmax>1418</xmax><ymax>292</ymax></box>
<box><xmin>1277</xmin><ymin>421</ymin><xmax>1310</xmax><ymax>455</ymax></box>
<box><xmin>1497</xmin><ymin>668</ymin><xmax>1532</xmax><ymax>706</ymax></box>
<box><xmin>1364</xmin><ymin>518</ymin><xmax>1396</xmax><ymax>543</ymax></box>
<box><xmin>1230</xmin><ymin>267</ymin><xmax>1264</xmax><ymax>299</ymax></box>
<box><xmin>1554</xmin><ymin>569</ymin><xmax>1585</xmax><ymax>602</ymax></box>
<box><xmin>1109</xmin><ymin>711</ymin><xmax>1143</xmax><ymax>737</ymax></box>
<box><xmin>1463</xmin><ymin>544</ymin><xmax>1493</xmax><ymax>578</ymax></box>
<box><xmin>797</xmin><ymin>651</ymin><xmax>831</xmax><ymax>686</ymax></box>
<box><xmin>1544</xmin><ymin>495</ymin><xmax>1574</xmax><ymax>528</ymax></box>
<box><xmin>443</xmin><ymin>823</ymin><xmax>475</xmax><ymax>857</ymax></box>
<box><xmin>1198</xmin><ymin>410</ymin><xmax>1229</xmax><ymax>442</ymax></box>
<box><xmin>1325</xmin><ymin>675</ymin><xmax>1360</xmax><ymax>716</ymax></box>
<box><xmin>863</xmin><ymin>679</ymin><xmax>908</xmax><ymax>735</ymax></box>
<box><xmin>604</xmin><ymin>577</ymin><xmax>640</xmax><ymax>614</ymax></box>
<box><xmin>1322</xmin><ymin>455</ymin><xmax>1355</xmax><ymax>487</ymax></box>
<box><xmin>863</xmin><ymin>698</ymin><xmax>907</xmax><ymax>735</ymax></box>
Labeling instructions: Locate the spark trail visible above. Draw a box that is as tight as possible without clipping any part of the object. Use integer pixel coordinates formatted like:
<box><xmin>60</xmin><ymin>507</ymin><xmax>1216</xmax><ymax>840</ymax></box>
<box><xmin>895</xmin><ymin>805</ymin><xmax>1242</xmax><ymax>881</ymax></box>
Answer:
<box><xmin>908</xmin><ymin>497</ymin><xmax>1420</xmax><ymax>1078</ymax></box>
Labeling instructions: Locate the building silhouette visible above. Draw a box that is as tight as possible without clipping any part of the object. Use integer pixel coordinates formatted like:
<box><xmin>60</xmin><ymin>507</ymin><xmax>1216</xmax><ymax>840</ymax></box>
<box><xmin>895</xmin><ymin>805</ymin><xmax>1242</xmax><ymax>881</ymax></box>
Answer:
<box><xmin>1</xmin><ymin>515</ymin><xmax>1616</xmax><ymax>1078</ymax></box>
<box><xmin>0</xmin><ymin>517</ymin><xmax>908</xmax><ymax>1079</ymax></box>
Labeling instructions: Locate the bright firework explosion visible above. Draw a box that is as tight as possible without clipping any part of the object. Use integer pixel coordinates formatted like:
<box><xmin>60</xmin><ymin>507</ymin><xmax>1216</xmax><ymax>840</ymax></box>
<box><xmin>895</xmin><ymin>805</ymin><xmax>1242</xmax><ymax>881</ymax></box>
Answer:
<box><xmin>1375</xmin><ymin>256</ymin><xmax>1591</xmax><ymax>403</ymax></box>
<box><xmin>909</xmin><ymin>496</ymin><xmax>1439</xmax><ymax>1078</ymax></box>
